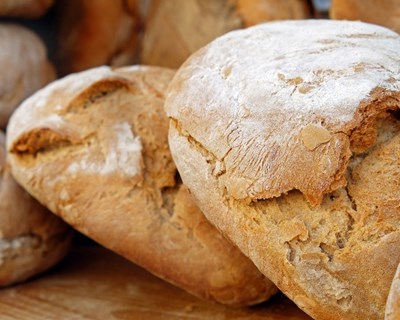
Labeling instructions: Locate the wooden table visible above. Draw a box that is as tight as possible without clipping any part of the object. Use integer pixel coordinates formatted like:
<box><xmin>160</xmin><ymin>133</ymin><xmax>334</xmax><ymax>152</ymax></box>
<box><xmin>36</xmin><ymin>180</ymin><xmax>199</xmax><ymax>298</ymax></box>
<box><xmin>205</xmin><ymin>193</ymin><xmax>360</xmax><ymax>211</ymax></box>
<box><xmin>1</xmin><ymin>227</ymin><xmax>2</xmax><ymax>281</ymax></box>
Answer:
<box><xmin>0</xmin><ymin>246</ymin><xmax>312</xmax><ymax>319</ymax></box>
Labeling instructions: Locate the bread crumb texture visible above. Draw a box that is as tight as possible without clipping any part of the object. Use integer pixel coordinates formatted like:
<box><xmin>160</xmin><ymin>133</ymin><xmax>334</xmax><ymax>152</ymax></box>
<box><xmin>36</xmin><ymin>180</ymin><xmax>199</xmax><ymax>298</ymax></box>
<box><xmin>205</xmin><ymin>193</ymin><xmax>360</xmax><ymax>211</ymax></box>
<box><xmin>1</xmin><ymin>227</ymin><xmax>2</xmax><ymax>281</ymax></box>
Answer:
<box><xmin>165</xmin><ymin>20</ymin><xmax>400</xmax><ymax>320</ymax></box>
<box><xmin>7</xmin><ymin>66</ymin><xmax>276</xmax><ymax>306</ymax></box>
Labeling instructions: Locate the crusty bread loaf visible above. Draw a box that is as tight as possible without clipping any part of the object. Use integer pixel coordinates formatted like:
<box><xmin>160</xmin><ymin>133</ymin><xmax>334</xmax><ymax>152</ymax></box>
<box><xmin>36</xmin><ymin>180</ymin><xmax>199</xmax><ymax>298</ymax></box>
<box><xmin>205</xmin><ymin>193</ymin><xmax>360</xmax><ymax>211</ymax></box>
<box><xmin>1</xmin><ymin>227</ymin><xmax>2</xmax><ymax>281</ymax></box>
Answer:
<box><xmin>0</xmin><ymin>0</ymin><xmax>53</xmax><ymax>18</ymax></box>
<box><xmin>141</xmin><ymin>0</ymin><xmax>311</xmax><ymax>68</ymax></box>
<box><xmin>0</xmin><ymin>24</ymin><xmax>55</xmax><ymax>128</ymax></box>
<box><xmin>330</xmin><ymin>0</ymin><xmax>400</xmax><ymax>33</ymax></box>
<box><xmin>6</xmin><ymin>65</ymin><xmax>277</xmax><ymax>305</ymax></box>
<box><xmin>56</xmin><ymin>0</ymin><xmax>141</xmax><ymax>75</ymax></box>
<box><xmin>0</xmin><ymin>131</ymin><xmax>72</xmax><ymax>287</ymax></box>
<box><xmin>165</xmin><ymin>20</ymin><xmax>400</xmax><ymax>320</ymax></box>
<box><xmin>386</xmin><ymin>264</ymin><xmax>400</xmax><ymax>320</ymax></box>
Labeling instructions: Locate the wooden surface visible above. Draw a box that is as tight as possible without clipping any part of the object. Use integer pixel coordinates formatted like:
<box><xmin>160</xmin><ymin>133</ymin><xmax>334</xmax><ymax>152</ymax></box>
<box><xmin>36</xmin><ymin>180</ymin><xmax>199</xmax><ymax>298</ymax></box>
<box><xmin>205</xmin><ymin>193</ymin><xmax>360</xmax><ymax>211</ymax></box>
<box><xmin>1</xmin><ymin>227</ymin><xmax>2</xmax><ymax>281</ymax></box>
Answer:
<box><xmin>0</xmin><ymin>246</ymin><xmax>312</xmax><ymax>320</ymax></box>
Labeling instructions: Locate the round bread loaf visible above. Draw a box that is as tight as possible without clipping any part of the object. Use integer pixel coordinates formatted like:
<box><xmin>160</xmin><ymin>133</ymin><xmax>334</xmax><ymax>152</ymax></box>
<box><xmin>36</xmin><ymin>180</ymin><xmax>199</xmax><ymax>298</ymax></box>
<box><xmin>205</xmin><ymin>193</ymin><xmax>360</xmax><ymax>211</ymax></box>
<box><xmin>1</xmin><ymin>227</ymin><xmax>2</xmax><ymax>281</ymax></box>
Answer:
<box><xmin>6</xmin><ymin>66</ymin><xmax>277</xmax><ymax>305</ymax></box>
<box><xmin>0</xmin><ymin>24</ymin><xmax>55</xmax><ymax>128</ymax></box>
<box><xmin>56</xmin><ymin>0</ymin><xmax>141</xmax><ymax>75</ymax></box>
<box><xmin>0</xmin><ymin>131</ymin><xmax>72</xmax><ymax>287</ymax></box>
<box><xmin>165</xmin><ymin>20</ymin><xmax>400</xmax><ymax>319</ymax></box>
<box><xmin>386</xmin><ymin>264</ymin><xmax>400</xmax><ymax>320</ymax></box>
<box><xmin>0</xmin><ymin>0</ymin><xmax>53</xmax><ymax>18</ymax></box>
<box><xmin>141</xmin><ymin>0</ymin><xmax>311</xmax><ymax>68</ymax></box>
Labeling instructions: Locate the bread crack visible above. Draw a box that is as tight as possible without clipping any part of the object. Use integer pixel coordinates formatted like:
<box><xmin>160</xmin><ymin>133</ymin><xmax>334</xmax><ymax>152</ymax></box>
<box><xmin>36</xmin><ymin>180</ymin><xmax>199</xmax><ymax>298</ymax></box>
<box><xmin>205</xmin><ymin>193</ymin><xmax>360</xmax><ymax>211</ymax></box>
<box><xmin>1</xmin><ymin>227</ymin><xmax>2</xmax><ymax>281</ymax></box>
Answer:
<box><xmin>170</xmin><ymin>117</ymin><xmax>222</xmax><ymax>169</ymax></box>
<box><xmin>344</xmin><ymin>185</ymin><xmax>357</xmax><ymax>212</ymax></box>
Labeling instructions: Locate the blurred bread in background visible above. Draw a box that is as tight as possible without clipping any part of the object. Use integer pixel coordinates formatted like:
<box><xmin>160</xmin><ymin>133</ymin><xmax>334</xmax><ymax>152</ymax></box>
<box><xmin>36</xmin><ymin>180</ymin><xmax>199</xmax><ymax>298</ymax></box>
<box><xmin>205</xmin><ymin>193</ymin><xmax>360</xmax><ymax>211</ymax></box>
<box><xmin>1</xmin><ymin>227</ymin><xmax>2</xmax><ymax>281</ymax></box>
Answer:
<box><xmin>330</xmin><ymin>0</ymin><xmax>400</xmax><ymax>33</ymax></box>
<box><xmin>141</xmin><ymin>0</ymin><xmax>312</xmax><ymax>68</ymax></box>
<box><xmin>56</xmin><ymin>0</ymin><xmax>142</xmax><ymax>75</ymax></box>
<box><xmin>0</xmin><ymin>0</ymin><xmax>54</xmax><ymax>19</ymax></box>
<box><xmin>55</xmin><ymin>0</ymin><xmax>312</xmax><ymax>74</ymax></box>
<box><xmin>0</xmin><ymin>24</ymin><xmax>55</xmax><ymax>128</ymax></box>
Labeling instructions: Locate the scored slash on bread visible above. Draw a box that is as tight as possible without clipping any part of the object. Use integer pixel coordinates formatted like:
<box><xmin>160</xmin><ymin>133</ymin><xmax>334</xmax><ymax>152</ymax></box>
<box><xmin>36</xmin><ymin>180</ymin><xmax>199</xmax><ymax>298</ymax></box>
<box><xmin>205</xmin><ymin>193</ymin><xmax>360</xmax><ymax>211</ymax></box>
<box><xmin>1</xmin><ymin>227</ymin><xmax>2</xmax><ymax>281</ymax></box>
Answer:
<box><xmin>6</xmin><ymin>66</ymin><xmax>277</xmax><ymax>305</ymax></box>
<box><xmin>165</xmin><ymin>20</ymin><xmax>400</xmax><ymax>320</ymax></box>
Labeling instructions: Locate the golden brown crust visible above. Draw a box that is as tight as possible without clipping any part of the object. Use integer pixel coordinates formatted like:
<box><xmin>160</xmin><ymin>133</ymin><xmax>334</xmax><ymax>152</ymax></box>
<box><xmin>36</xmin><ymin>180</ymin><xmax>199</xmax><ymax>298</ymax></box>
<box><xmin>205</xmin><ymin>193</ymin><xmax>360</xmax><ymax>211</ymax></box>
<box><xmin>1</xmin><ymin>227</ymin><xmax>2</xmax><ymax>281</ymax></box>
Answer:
<box><xmin>168</xmin><ymin>98</ymin><xmax>400</xmax><ymax>320</ymax></box>
<box><xmin>56</xmin><ymin>0</ymin><xmax>141</xmax><ymax>75</ymax></box>
<box><xmin>0</xmin><ymin>24</ymin><xmax>55</xmax><ymax>128</ymax></box>
<box><xmin>0</xmin><ymin>0</ymin><xmax>53</xmax><ymax>18</ymax></box>
<box><xmin>141</xmin><ymin>0</ymin><xmax>311</xmax><ymax>68</ymax></box>
<box><xmin>7</xmin><ymin>65</ymin><xmax>277</xmax><ymax>305</ymax></box>
<box><xmin>0</xmin><ymin>131</ymin><xmax>72</xmax><ymax>287</ymax></box>
<box><xmin>330</xmin><ymin>0</ymin><xmax>400</xmax><ymax>33</ymax></box>
<box><xmin>165</xmin><ymin>21</ymin><xmax>400</xmax><ymax>319</ymax></box>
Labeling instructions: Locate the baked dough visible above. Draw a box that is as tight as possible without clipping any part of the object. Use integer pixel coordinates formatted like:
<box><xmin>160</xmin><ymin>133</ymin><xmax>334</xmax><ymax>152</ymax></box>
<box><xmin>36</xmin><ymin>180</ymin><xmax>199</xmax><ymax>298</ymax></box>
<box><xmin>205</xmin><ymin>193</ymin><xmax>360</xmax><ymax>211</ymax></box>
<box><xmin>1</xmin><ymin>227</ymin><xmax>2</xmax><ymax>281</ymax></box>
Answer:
<box><xmin>0</xmin><ymin>131</ymin><xmax>72</xmax><ymax>287</ymax></box>
<box><xmin>56</xmin><ymin>0</ymin><xmax>141</xmax><ymax>75</ymax></box>
<box><xmin>330</xmin><ymin>0</ymin><xmax>400</xmax><ymax>33</ymax></box>
<box><xmin>0</xmin><ymin>0</ymin><xmax>53</xmax><ymax>18</ymax></box>
<box><xmin>0</xmin><ymin>24</ymin><xmax>55</xmax><ymax>128</ymax></box>
<box><xmin>165</xmin><ymin>20</ymin><xmax>400</xmax><ymax>319</ymax></box>
<box><xmin>6</xmin><ymin>65</ymin><xmax>277</xmax><ymax>305</ymax></box>
<box><xmin>141</xmin><ymin>0</ymin><xmax>311</xmax><ymax>68</ymax></box>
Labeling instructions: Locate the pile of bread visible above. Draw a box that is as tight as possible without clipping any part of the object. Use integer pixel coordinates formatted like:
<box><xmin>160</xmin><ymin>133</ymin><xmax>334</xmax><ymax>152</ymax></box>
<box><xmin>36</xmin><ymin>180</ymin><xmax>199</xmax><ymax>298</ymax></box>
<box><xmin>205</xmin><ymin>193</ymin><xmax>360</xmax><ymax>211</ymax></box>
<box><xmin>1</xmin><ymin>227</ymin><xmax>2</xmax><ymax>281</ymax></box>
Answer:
<box><xmin>1</xmin><ymin>1</ymin><xmax>399</xmax><ymax>320</ymax></box>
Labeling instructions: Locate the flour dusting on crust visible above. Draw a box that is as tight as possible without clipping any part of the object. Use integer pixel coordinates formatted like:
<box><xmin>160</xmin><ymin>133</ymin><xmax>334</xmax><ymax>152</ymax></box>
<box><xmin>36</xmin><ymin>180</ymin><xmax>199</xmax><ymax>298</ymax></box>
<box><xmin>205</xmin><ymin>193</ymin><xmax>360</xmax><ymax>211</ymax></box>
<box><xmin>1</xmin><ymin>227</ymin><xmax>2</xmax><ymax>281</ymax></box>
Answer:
<box><xmin>166</xmin><ymin>20</ymin><xmax>400</xmax><ymax>204</ymax></box>
<box><xmin>67</xmin><ymin>122</ymin><xmax>143</xmax><ymax>177</ymax></box>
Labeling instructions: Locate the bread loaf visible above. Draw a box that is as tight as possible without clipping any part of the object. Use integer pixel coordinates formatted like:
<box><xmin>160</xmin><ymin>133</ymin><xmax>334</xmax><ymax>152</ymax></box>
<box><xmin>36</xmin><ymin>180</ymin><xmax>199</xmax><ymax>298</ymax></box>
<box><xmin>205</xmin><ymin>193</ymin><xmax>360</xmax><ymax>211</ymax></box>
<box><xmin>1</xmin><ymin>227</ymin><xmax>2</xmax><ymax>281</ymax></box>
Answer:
<box><xmin>165</xmin><ymin>20</ymin><xmax>400</xmax><ymax>320</ymax></box>
<box><xmin>0</xmin><ymin>131</ymin><xmax>72</xmax><ymax>287</ymax></box>
<box><xmin>141</xmin><ymin>0</ymin><xmax>311</xmax><ymax>68</ymax></box>
<box><xmin>0</xmin><ymin>0</ymin><xmax>53</xmax><ymax>18</ymax></box>
<box><xmin>0</xmin><ymin>24</ymin><xmax>55</xmax><ymax>128</ymax></box>
<box><xmin>56</xmin><ymin>0</ymin><xmax>141</xmax><ymax>75</ymax></box>
<box><xmin>6</xmin><ymin>65</ymin><xmax>277</xmax><ymax>305</ymax></box>
<box><xmin>330</xmin><ymin>0</ymin><xmax>400</xmax><ymax>33</ymax></box>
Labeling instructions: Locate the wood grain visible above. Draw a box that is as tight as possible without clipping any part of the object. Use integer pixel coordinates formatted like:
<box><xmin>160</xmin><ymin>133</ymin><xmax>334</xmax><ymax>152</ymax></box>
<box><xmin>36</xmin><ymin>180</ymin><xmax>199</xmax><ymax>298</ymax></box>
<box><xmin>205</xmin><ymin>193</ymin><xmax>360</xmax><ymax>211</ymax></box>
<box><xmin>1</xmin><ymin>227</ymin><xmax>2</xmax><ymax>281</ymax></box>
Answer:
<box><xmin>0</xmin><ymin>247</ymin><xmax>312</xmax><ymax>320</ymax></box>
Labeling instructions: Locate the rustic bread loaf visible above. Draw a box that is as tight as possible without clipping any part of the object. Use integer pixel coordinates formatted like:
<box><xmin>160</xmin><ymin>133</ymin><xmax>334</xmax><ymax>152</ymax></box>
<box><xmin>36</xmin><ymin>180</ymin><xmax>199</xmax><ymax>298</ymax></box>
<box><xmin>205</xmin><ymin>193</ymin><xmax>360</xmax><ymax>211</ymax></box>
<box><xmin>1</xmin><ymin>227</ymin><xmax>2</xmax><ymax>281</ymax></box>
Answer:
<box><xmin>0</xmin><ymin>131</ymin><xmax>72</xmax><ymax>287</ymax></box>
<box><xmin>6</xmin><ymin>65</ymin><xmax>277</xmax><ymax>305</ymax></box>
<box><xmin>0</xmin><ymin>24</ymin><xmax>55</xmax><ymax>128</ymax></box>
<box><xmin>330</xmin><ymin>0</ymin><xmax>400</xmax><ymax>33</ymax></box>
<box><xmin>56</xmin><ymin>0</ymin><xmax>141</xmax><ymax>75</ymax></box>
<box><xmin>0</xmin><ymin>0</ymin><xmax>53</xmax><ymax>18</ymax></box>
<box><xmin>165</xmin><ymin>20</ymin><xmax>400</xmax><ymax>320</ymax></box>
<box><xmin>386</xmin><ymin>263</ymin><xmax>400</xmax><ymax>320</ymax></box>
<box><xmin>141</xmin><ymin>0</ymin><xmax>311</xmax><ymax>68</ymax></box>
